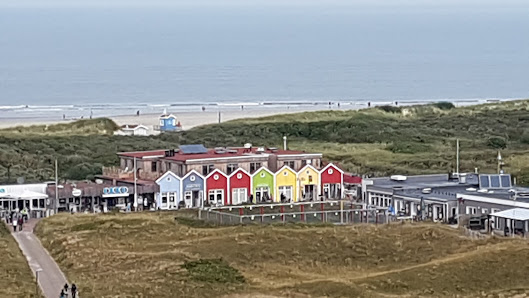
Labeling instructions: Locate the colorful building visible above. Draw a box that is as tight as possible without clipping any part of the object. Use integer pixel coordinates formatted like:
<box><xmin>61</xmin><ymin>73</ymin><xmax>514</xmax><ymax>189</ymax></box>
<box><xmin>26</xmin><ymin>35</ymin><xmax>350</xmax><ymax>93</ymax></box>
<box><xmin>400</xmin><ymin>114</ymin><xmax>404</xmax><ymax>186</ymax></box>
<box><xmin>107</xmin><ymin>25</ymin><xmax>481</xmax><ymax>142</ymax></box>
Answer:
<box><xmin>156</xmin><ymin>112</ymin><xmax>182</xmax><ymax>132</ymax></box>
<box><xmin>181</xmin><ymin>170</ymin><xmax>204</xmax><ymax>208</ymax></box>
<box><xmin>205</xmin><ymin>169</ymin><xmax>228</xmax><ymax>206</ymax></box>
<box><xmin>229</xmin><ymin>168</ymin><xmax>252</xmax><ymax>205</ymax></box>
<box><xmin>252</xmin><ymin>167</ymin><xmax>275</xmax><ymax>203</ymax></box>
<box><xmin>155</xmin><ymin>171</ymin><xmax>181</xmax><ymax>210</ymax></box>
<box><xmin>298</xmin><ymin>164</ymin><xmax>320</xmax><ymax>201</ymax></box>
<box><xmin>320</xmin><ymin>163</ymin><xmax>344</xmax><ymax>199</ymax></box>
<box><xmin>274</xmin><ymin>165</ymin><xmax>298</xmax><ymax>202</ymax></box>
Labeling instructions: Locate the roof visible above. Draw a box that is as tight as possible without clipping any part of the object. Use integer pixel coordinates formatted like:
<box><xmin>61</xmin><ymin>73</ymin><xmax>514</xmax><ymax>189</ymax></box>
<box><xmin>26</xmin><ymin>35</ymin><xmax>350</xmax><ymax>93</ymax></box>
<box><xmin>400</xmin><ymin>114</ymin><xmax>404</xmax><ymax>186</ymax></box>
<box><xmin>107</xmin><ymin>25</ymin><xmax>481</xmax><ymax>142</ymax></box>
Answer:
<box><xmin>155</xmin><ymin>171</ymin><xmax>181</xmax><ymax>183</ymax></box>
<box><xmin>117</xmin><ymin>147</ymin><xmax>315</xmax><ymax>162</ymax></box>
<box><xmin>160</xmin><ymin>114</ymin><xmax>177</xmax><ymax>119</ymax></box>
<box><xmin>164</xmin><ymin>147</ymin><xmax>310</xmax><ymax>162</ymax></box>
<box><xmin>117</xmin><ymin>150</ymin><xmax>168</xmax><ymax>158</ymax></box>
<box><xmin>120</xmin><ymin>124</ymin><xmax>148</xmax><ymax>130</ymax></box>
<box><xmin>491</xmin><ymin>208</ymin><xmax>529</xmax><ymax>221</ymax></box>
<box><xmin>344</xmin><ymin>175</ymin><xmax>362</xmax><ymax>184</ymax></box>
<box><xmin>368</xmin><ymin>173</ymin><xmax>480</xmax><ymax>190</ymax></box>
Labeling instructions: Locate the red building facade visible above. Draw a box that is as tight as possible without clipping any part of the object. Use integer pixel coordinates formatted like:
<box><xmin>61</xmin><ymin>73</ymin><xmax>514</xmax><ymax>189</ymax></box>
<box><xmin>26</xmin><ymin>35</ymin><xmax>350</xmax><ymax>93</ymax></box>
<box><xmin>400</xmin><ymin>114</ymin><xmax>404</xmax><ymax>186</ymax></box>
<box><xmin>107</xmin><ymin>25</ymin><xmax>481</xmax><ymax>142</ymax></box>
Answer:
<box><xmin>205</xmin><ymin>169</ymin><xmax>229</xmax><ymax>206</ymax></box>
<box><xmin>228</xmin><ymin>168</ymin><xmax>252</xmax><ymax>205</ymax></box>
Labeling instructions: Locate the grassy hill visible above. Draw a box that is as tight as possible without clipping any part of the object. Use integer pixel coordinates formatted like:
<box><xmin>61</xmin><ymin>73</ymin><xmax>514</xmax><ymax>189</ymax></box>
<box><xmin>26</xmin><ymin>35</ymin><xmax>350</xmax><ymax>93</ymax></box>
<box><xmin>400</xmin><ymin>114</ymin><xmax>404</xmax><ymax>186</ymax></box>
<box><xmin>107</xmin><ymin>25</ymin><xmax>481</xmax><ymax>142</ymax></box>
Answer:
<box><xmin>0</xmin><ymin>223</ymin><xmax>37</xmax><ymax>297</ymax></box>
<box><xmin>2</xmin><ymin>100</ymin><xmax>529</xmax><ymax>183</ymax></box>
<box><xmin>35</xmin><ymin>212</ymin><xmax>529</xmax><ymax>297</ymax></box>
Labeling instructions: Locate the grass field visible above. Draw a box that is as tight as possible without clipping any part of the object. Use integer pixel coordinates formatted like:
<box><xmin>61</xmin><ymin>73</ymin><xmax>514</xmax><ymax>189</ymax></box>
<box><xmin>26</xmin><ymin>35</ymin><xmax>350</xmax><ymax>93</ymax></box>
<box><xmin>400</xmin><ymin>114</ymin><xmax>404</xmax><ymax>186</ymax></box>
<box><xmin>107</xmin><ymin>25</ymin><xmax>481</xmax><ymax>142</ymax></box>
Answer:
<box><xmin>0</xmin><ymin>223</ymin><xmax>39</xmax><ymax>297</ymax></box>
<box><xmin>35</xmin><ymin>212</ymin><xmax>529</xmax><ymax>297</ymax></box>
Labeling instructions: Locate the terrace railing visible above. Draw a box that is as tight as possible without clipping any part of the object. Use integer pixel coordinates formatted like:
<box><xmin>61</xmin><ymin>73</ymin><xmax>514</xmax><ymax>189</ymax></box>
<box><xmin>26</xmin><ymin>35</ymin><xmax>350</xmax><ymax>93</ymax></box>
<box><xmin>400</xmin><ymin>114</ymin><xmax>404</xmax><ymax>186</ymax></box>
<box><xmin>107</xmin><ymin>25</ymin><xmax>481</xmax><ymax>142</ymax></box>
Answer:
<box><xmin>200</xmin><ymin>200</ymin><xmax>388</xmax><ymax>226</ymax></box>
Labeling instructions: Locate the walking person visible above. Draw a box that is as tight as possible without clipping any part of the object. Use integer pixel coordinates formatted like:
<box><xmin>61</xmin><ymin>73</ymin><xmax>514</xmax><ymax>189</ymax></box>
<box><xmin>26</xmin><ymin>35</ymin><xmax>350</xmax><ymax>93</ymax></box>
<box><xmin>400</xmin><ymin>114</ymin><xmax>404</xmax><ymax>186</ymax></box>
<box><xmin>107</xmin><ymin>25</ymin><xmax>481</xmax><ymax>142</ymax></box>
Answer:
<box><xmin>64</xmin><ymin>283</ymin><xmax>69</xmax><ymax>295</ymax></box>
<box><xmin>60</xmin><ymin>289</ymin><xmax>66</xmax><ymax>298</ymax></box>
<box><xmin>12</xmin><ymin>215</ymin><xmax>17</xmax><ymax>232</ymax></box>
<box><xmin>18</xmin><ymin>216</ymin><xmax>23</xmax><ymax>231</ymax></box>
<box><xmin>71</xmin><ymin>283</ymin><xmax>77</xmax><ymax>298</ymax></box>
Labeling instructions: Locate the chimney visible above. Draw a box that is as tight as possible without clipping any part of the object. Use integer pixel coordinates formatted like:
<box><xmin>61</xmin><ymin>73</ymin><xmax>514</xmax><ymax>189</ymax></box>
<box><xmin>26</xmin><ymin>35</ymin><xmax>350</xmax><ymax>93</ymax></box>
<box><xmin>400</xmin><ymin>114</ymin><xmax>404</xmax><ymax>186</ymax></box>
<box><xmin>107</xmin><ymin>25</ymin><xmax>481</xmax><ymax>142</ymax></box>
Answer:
<box><xmin>283</xmin><ymin>136</ymin><xmax>287</xmax><ymax>150</ymax></box>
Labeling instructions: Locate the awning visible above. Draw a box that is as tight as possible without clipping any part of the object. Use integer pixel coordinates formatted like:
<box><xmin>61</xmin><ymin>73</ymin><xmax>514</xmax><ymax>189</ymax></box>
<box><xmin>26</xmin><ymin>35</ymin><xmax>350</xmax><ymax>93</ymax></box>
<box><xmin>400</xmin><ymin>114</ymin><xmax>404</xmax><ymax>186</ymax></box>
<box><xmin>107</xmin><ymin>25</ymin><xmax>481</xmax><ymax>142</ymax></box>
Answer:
<box><xmin>15</xmin><ymin>190</ymin><xmax>48</xmax><ymax>200</ymax></box>
<box><xmin>490</xmin><ymin>208</ymin><xmax>529</xmax><ymax>221</ymax></box>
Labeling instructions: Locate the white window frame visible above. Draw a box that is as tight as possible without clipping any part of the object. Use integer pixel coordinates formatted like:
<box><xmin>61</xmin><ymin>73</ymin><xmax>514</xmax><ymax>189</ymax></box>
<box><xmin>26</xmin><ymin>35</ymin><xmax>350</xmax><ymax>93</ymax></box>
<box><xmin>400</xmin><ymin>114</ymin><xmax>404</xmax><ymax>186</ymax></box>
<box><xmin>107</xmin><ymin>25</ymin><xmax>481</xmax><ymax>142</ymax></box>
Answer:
<box><xmin>466</xmin><ymin>206</ymin><xmax>477</xmax><ymax>215</ymax></box>
<box><xmin>208</xmin><ymin>189</ymin><xmax>224</xmax><ymax>206</ymax></box>
<box><xmin>279</xmin><ymin>186</ymin><xmax>293</xmax><ymax>201</ymax></box>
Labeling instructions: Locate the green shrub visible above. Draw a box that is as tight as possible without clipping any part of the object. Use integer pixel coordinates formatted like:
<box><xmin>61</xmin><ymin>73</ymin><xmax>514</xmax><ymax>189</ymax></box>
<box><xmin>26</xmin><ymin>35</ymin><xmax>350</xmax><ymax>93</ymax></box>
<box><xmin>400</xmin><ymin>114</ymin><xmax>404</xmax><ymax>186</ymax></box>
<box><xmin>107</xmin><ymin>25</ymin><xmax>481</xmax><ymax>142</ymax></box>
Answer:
<box><xmin>487</xmin><ymin>137</ymin><xmax>507</xmax><ymax>149</ymax></box>
<box><xmin>376</xmin><ymin>105</ymin><xmax>402</xmax><ymax>113</ymax></box>
<box><xmin>387</xmin><ymin>142</ymin><xmax>431</xmax><ymax>154</ymax></box>
<box><xmin>182</xmin><ymin>259</ymin><xmax>245</xmax><ymax>284</ymax></box>
<box><xmin>433</xmin><ymin>102</ymin><xmax>455</xmax><ymax>110</ymax></box>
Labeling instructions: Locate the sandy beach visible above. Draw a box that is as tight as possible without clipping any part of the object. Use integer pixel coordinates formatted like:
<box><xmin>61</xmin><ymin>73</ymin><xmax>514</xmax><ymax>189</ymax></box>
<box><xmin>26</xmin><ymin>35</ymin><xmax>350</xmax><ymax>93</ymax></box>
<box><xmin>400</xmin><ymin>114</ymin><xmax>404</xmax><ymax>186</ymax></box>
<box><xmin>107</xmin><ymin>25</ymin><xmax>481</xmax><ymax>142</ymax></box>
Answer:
<box><xmin>0</xmin><ymin>104</ymin><xmax>358</xmax><ymax>130</ymax></box>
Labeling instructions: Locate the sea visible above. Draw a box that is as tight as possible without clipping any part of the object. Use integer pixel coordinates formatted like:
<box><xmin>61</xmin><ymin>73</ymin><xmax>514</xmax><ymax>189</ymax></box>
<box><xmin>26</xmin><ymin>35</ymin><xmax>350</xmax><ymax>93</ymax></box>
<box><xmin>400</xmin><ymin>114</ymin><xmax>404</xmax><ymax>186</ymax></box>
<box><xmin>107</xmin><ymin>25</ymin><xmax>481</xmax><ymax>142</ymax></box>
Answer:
<box><xmin>1</xmin><ymin>1</ymin><xmax>529</xmax><ymax>121</ymax></box>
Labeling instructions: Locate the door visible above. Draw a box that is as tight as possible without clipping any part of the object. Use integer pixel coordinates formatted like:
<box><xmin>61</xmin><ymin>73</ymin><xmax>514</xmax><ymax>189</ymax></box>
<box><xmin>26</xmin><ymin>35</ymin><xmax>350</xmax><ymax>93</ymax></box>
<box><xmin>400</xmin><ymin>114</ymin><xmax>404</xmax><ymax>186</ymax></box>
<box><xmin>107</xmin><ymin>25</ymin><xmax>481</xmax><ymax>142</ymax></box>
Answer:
<box><xmin>256</xmin><ymin>187</ymin><xmax>269</xmax><ymax>203</ymax></box>
<box><xmin>232</xmin><ymin>188</ymin><xmax>247</xmax><ymax>205</ymax></box>
<box><xmin>303</xmin><ymin>185</ymin><xmax>317</xmax><ymax>201</ymax></box>
<box><xmin>192</xmin><ymin>191</ymin><xmax>203</xmax><ymax>208</ymax></box>
<box><xmin>279</xmin><ymin>186</ymin><xmax>293</xmax><ymax>202</ymax></box>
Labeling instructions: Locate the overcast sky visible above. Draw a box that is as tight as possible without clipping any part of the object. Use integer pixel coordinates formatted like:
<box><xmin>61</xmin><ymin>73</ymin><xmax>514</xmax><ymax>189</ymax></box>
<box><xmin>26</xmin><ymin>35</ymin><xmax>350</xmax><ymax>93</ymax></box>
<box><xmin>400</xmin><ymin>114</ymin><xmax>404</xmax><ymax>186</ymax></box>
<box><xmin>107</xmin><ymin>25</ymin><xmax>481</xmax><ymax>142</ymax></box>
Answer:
<box><xmin>2</xmin><ymin>0</ymin><xmax>528</xmax><ymax>8</ymax></box>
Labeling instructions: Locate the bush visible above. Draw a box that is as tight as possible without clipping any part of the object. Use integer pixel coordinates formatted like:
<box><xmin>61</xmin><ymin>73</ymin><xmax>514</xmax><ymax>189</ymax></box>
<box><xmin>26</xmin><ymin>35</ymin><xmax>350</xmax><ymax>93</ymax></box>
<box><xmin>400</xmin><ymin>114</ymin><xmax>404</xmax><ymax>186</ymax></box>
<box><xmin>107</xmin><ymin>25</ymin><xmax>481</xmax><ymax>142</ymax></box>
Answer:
<box><xmin>487</xmin><ymin>137</ymin><xmax>507</xmax><ymax>149</ymax></box>
<box><xmin>387</xmin><ymin>142</ymin><xmax>431</xmax><ymax>154</ymax></box>
<box><xmin>182</xmin><ymin>259</ymin><xmax>245</xmax><ymax>284</ymax></box>
<box><xmin>376</xmin><ymin>105</ymin><xmax>402</xmax><ymax>113</ymax></box>
<box><xmin>433</xmin><ymin>102</ymin><xmax>455</xmax><ymax>110</ymax></box>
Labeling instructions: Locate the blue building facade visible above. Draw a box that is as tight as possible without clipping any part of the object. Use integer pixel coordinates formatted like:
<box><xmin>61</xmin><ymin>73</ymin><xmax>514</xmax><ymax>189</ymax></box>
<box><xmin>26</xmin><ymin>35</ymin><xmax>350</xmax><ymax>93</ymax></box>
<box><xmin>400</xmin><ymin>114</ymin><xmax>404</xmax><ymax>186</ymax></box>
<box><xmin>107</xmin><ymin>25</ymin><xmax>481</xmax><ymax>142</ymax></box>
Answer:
<box><xmin>158</xmin><ymin>114</ymin><xmax>181</xmax><ymax>132</ymax></box>
<box><xmin>182</xmin><ymin>170</ymin><xmax>204</xmax><ymax>208</ymax></box>
<box><xmin>155</xmin><ymin>171</ymin><xmax>182</xmax><ymax>210</ymax></box>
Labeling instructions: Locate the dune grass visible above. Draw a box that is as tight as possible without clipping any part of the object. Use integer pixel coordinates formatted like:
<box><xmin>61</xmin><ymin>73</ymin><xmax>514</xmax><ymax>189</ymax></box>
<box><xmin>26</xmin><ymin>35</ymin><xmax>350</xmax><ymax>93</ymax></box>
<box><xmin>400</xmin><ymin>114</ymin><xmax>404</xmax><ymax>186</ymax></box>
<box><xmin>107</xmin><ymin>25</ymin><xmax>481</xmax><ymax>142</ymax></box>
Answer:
<box><xmin>35</xmin><ymin>211</ymin><xmax>529</xmax><ymax>297</ymax></box>
<box><xmin>3</xmin><ymin>100</ymin><xmax>529</xmax><ymax>184</ymax></box>
<box><xmin>0</xmin><ymin>223</ymin><xmax>39</xmax><ymax>297</ymax></box>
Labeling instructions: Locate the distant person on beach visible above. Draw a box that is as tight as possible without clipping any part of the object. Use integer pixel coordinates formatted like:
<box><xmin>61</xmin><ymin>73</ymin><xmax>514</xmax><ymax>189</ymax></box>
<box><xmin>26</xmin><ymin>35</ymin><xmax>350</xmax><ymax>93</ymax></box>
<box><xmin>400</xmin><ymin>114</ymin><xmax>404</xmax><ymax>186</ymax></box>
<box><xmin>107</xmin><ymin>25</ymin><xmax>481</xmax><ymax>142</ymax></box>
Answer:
<box><xmin>136</xmin><ymin>110</ymin><xmax>140</xmax><ymax>116</ymax></box>
<box><xmin>338</xmin><ymin>103</ymin><xmax>340</xmax><ymax>108</ymax></box>
<box><xmin>90</xmin><ymin>109</ymin><xmax>93</xmax><ymax>119</ymax></box>
<box><xmin>241</xmin><ymin>105</ymin><xmax>244</xmax><ymax>110</ymax></box>
<box><xmin>202</xmin><ymin>106</ymin><xmax>205</xmax><ymax>112</ymax></box>
<box><xmin>368</xmin><ymin>102</ymin><xmax>371</xmax><ymax>107</ymax></box>
<box><xmin>63</xmin><ymin>114</ymin><xmax>66</xmax><ymax>120</ymax></box>
<box><xmin>60</xmin><ymin>289</ymin><xmax>65</xmax><ymax>298</ymax></box>
<box><xmin>395</xmin><ymin>101</ymin><xmax>398</xmax><ymax>106</ymax></box>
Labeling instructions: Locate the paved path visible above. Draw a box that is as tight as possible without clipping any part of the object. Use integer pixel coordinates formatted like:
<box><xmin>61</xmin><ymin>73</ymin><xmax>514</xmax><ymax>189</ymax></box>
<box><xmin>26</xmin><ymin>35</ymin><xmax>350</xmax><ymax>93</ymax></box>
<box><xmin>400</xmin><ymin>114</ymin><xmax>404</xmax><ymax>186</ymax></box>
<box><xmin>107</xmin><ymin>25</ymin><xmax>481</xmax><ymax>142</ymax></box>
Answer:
<box><xmin>12</xmin><ymin>219</ymin><xmax>69</xmax><ymax>298</ymax></box>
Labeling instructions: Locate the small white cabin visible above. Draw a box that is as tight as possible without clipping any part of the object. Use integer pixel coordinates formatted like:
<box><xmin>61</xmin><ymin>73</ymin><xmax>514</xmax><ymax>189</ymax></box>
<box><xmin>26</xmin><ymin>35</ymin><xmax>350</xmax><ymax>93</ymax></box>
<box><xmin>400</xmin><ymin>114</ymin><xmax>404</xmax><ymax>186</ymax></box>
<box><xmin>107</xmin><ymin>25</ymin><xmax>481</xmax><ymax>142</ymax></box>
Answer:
<box><xmin>114</xmin><ymin>124</ymin><xmax>149</xmax><ymax>136</ymax></box>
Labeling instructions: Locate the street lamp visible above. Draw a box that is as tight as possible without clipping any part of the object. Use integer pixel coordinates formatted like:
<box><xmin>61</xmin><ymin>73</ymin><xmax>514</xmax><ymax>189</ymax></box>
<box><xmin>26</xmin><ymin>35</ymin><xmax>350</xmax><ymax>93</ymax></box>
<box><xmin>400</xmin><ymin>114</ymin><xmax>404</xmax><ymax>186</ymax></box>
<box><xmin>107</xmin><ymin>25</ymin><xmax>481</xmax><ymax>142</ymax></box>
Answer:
<box><xmin>35</xmin><ymin>268</ymin><xmax>43</xmax><ymax>296</ymax></box>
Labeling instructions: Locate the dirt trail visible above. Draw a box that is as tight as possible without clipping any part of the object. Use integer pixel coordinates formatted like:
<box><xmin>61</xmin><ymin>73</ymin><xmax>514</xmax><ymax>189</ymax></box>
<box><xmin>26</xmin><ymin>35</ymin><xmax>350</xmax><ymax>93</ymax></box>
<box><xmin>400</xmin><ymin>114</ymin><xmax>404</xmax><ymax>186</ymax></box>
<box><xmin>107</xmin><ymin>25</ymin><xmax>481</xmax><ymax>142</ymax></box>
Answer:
<box><xmin>265</xmin><ymin>242</ymin><xmax>515</xmax><ymax>289</ymax></box>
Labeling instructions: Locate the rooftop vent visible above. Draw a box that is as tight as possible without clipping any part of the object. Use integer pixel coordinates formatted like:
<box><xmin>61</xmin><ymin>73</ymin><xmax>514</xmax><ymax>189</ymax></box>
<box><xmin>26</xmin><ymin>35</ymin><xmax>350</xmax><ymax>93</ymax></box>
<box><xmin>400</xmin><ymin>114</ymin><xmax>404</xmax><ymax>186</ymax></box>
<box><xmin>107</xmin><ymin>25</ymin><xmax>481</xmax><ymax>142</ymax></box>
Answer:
<box><xmin>226</xmin><ymin>149</ymin><xmax>238</xmax><ymax>154</ymax></box>
<box><xmin>165</xmin><ymin>149</ymin><xmax>175</xmax><ymax>157</ymax></box>
<box><xmin>459</xmin><ymin>173</ymin><xmax>467</xmax><ymax>184</ymax></box>
<box><xmin>244</xmin><ymin>143</ymin><xmax>252</xmax><ymax>149</ymax></box>
<box><xmin>477</xmin><ymin>189</ymin><xmax>488</xmax><ymax>193</ymax></box>
<box><xmin>422</xmin><ymin>188</ymin><xmax>432</xmax><ymax>194</ymax></box>
<box><xmin>466</xmin><ymin>188</ymin><xmax>477</xmax><ymax>192</ymax></box>
<box><xmin>269</xmin><ymin>147</ymin><xmax>278</xmax><ymax>152</ymax></box>
<box><xmin>214</xmin><ymin>147</ymin><xmax>226</xmax><ymax>154</ymax></box>
<box><xmin>390</xmin><ymin>175</ymin><xmax>407</xmax><ymax>181</ymax></box>
<box><xmin>256</xmin><ymin>147</ymin><xmax>265</xmax><ymax>153</ymax></box>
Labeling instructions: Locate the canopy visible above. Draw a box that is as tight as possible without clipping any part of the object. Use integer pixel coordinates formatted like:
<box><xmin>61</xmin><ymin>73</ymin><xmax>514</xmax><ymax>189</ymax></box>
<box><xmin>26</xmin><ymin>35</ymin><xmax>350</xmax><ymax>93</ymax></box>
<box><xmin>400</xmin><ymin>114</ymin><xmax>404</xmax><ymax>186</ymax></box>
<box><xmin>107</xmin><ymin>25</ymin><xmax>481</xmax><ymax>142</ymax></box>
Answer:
<box><xmin>16</xmin><ymin>190</ymin><xmax>48</xmax><ymax>200</ymax></box>
<box><xmin>490</xmin><ymin>208</ymin><xmax>529</xmax><ymax>221</ymax></box>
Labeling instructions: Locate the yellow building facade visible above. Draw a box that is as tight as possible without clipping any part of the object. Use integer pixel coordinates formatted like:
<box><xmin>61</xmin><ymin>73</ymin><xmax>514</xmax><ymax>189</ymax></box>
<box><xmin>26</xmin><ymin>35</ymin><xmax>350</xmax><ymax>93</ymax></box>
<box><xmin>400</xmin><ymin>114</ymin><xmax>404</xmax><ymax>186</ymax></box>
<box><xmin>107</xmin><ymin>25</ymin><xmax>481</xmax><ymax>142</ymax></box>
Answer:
<box><xmin>297</xmin><ymin>165</ymin><xmax>320</xmax><ymax>201</ymax></box>
<box><xmin>274</xmin><ymin>166</ymin><xmax>298</xmax><ymax>202</ymax></box>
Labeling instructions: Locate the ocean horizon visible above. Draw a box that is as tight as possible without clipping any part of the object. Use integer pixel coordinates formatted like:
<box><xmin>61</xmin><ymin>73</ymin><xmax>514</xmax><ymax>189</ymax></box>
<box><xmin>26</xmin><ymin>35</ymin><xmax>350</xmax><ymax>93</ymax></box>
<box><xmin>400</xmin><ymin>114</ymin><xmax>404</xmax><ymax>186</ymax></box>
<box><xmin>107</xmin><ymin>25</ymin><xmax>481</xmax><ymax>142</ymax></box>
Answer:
<box><xmin>1</xmin><ymin>2</ymin><xmax>528</xmax><ymax>120</ymax></box>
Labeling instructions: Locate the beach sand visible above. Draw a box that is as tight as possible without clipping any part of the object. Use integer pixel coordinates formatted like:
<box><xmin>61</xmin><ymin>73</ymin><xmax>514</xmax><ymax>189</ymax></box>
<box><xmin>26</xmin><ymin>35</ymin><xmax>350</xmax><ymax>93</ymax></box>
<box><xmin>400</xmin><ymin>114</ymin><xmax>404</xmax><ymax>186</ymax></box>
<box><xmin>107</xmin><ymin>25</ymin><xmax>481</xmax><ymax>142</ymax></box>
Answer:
<box><xmin>0</xmin><ymin>105</ymin><xmax>355</xmax><ymax>130</ymax></box>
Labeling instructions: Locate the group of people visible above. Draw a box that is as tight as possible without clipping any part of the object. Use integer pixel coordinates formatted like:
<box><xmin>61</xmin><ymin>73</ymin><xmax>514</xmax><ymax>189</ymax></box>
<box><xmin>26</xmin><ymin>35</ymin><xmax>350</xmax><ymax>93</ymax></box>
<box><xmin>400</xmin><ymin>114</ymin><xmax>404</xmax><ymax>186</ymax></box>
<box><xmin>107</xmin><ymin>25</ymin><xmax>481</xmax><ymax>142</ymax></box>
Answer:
<box><xmin>6</xmin><ymin>209</ymin><xmax>28</xmax><ymax>232</ymax></box>
<box><xmin>60</xmin><ymin>283</ymin><xmax>78</xmax><ymax>298</ymax></box>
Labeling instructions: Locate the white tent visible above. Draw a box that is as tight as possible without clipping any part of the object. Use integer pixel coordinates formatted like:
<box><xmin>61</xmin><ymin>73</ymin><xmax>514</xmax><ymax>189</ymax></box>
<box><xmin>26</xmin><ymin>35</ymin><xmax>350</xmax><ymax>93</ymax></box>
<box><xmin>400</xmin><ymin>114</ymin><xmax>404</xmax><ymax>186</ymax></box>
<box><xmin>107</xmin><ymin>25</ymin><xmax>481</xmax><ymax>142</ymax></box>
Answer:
<box><xmin>16</xmin><ymin>190</ymin><xmax>48</xmax><ymax>200</ymax></box>
<box><xmin>490</xmin><ymin>208</ymin><xmax>529</xmax><ymax>221</ymax></box>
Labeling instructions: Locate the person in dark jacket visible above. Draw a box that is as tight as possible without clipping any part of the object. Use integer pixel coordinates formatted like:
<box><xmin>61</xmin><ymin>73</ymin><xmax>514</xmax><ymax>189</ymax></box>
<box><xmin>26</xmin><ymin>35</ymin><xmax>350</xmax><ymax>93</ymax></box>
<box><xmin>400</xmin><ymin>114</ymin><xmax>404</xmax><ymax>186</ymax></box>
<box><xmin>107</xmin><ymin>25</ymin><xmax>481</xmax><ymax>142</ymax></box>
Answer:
<box><xmin>71</xmin><ymin>283</ymin><xmax>77</xmax><ymax>298</ymax></box>
<box><xmin>18</xmin><ymin>217</ymin><xmax>23</xmax><ymax>231</ymax></box>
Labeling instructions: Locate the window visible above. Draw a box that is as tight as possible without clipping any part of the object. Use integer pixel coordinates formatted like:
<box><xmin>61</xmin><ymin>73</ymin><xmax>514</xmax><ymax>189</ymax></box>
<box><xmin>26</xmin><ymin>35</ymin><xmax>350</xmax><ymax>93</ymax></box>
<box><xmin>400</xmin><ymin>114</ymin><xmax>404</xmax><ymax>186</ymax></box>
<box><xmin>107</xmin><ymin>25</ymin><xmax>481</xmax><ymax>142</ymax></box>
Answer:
<box><xmin>481</xmin><ymin>208</ymin><xmax>488</xmax><ymax>214</ymax></box>
<box><xmin>227</xmin><ymin>163</ymin><xmax>238</xmax><ymax>175</ymax></box>
<box><xmin>151</xmin><ymin>161</ymin><xmax>157</xmax><ymax>172</ymax></box>
<box><xmin>250</xmin><ymin>162</ymin><xmax>261</xmax><ymax>173</ymax></box>
<box><xmin>283</xmin><ymin>161</ymin><xmax>295</xmax><ymax>169</ymax></box>
<box><xmin>301</xmin><ymin>160</ymin><xmax>307</xmax><ymax>167</ymax></box>
<box><xmin>255</xmin><ymin>187</ymin><xmax>270</xmax><ymax>202</ymax></box>
<box><xmin>39</xmin><ymin>199</ymin><xmax>45</xmax><ymax>208</ymax></box>
<box><xmin>208</xmin><ymin>190</ymin><xmax>224</xmax><ymax>205</ymax></box>
<box><xmin>202</xmin><ymin>164</ymin><xmax>214</xmax><ymax>175</ymax></box>
<box><xmin>161</xmin><ymin>193</ymin><xmax>168</xmax><ymax>207</ymax></box>
<box><xmin>466</xmin><ymin>206</ymin><xmax>477</xmax><ymax>215</ymax></box>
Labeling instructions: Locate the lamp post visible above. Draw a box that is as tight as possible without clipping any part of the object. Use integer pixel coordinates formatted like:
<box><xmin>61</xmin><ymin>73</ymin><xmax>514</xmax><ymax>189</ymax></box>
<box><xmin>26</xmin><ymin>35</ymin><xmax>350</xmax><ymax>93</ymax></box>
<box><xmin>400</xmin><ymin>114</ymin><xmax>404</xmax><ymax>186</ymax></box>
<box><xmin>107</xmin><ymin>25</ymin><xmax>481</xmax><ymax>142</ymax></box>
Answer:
<box><xmin>35</xmin><ymin>268</ymin><xmax>43</xmax><ymax>296</ymax></box>
<box><xmin>133</xmin><ymin>157</ymin><xmax>138</xmax><ymax>212</ymax></box>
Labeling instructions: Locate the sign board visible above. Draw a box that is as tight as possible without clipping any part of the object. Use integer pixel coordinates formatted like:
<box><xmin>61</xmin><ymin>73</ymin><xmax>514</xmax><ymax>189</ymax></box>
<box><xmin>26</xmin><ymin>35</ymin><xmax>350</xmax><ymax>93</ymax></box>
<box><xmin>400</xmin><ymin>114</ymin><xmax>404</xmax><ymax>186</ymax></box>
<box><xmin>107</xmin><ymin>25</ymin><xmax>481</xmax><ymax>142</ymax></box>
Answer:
<box><xmin>102</xmin><ymin>187</ymin><xmax>129</xmax><ymax>198</ymax></box>
<box><xmin>72</xmin><ymin>189</ymin><xmax>82</xmax><ymax>197</ymax></box>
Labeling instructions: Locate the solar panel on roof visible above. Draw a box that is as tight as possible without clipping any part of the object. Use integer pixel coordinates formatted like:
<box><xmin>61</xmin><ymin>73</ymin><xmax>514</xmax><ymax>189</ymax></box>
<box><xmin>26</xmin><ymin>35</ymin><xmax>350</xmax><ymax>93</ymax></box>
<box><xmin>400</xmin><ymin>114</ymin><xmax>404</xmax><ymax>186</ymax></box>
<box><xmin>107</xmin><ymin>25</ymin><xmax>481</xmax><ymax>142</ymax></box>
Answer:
<box><xmin>501</xmin><ymin>175</ymin><xmax>512</xmax><ymax>188</ymax></box>
<box><xmin>490</xmin><ymin>175</ymin><xmax>500</xmax><ymax>188</ymax></box>
<box><xmin>479</xmin><ymin>175</ymin><xmax>490</xmax><ymax>188</ymax></box>
<box><xmin>179</xmin><ymin>144</ymin><xmax>208</xmax><ymax>154</ymax></box>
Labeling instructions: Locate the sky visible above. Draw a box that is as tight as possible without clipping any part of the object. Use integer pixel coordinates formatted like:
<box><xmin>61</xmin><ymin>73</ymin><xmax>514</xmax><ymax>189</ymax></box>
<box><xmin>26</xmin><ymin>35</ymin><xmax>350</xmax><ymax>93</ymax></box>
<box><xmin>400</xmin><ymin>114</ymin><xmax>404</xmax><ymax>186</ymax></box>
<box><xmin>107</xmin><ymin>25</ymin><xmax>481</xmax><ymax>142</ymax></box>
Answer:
<box><xmin>1</xmin><ymin>0</ymin><xmax>528</xmax><ymax>8</ymax></box>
